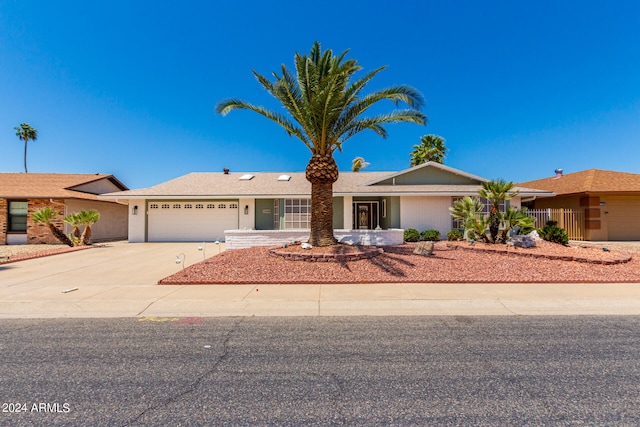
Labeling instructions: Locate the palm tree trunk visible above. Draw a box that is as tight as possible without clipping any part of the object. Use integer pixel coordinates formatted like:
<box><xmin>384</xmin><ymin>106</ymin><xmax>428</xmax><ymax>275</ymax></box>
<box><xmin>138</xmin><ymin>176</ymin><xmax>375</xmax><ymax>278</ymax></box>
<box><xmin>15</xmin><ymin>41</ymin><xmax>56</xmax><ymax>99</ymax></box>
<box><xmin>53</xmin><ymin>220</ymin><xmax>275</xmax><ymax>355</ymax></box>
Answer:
<box><xmin>309</xmin><ymin>181</ymin><xmax>337</xmax><ymax>246</ymax></box>
<box><xmin>489</xmin><ymin>214</ymin><xmax>500</xmax><ymax>243</ymax></box>
<box><xmin>24</xmin><ymin>141</ymin><xmax>28</xmax><ymax>173</ymax></box>
<box><xmin>49</xmin><ymin>224</ymin><xmax>74</xmax><ymax>247</ymax></box>
<box><xmin>81</xmin><ymin>226</ymin><xmax>92</xmax><ymax>246</ymax></box>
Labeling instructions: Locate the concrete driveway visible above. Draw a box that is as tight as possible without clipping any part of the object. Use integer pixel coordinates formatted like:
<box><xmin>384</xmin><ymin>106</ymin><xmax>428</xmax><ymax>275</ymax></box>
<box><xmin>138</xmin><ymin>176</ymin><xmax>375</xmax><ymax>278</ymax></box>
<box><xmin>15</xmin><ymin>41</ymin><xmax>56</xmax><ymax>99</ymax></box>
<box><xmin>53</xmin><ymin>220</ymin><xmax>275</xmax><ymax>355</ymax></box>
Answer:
<box><xmin>2</xmin><ymin>241</ymin><xmax>640</xmax><ymax>318</ymax></box>
<box><xmin>1</xmin><ymin>241</ymin><xmax>216</xmax><ymax>287</ymax></box>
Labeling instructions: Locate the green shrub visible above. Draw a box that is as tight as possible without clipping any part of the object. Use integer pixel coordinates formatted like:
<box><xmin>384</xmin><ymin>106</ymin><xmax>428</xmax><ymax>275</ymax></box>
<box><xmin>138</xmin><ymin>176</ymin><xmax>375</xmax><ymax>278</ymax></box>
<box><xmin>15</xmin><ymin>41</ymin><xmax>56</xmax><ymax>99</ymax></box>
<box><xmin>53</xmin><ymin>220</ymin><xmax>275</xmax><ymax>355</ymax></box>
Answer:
<box><xmin>404</xmin><ymin>228</ymin><xmax>420</xmax><ymax>242</ymax></box>
<box><xmin>538</xmin><ymin>221</ymin><xmax>569</xmax><ymax>245</ymax></box>
<box><xmin>447</xmin><ymin>229</ymin><xmax>464</xmax><ymax>241</ymax></box>
<box><xmin>420</xmin><ymin>229</ymin><xmax>441</xmax><ymax>241</ymax></box>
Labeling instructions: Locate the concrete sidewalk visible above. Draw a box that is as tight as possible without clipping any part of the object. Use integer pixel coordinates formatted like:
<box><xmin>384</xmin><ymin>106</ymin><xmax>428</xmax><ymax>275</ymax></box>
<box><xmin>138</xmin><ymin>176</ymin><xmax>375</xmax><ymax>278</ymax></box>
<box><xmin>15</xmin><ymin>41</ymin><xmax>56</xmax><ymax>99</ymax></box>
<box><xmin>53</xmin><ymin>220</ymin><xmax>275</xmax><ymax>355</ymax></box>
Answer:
<box><xmin>1</xmin><ymin>242</ymin><xmax>639</xmax><ymax>318</ymax></box>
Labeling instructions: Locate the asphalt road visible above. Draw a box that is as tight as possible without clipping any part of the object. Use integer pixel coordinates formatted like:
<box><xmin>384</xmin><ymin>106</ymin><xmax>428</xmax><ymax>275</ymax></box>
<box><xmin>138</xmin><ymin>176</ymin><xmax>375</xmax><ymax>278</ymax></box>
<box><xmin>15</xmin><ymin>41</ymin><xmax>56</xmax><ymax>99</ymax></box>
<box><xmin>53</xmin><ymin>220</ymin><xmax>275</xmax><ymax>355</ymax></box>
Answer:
<box><xmin>1</xmin><ymin>316</ymin><xmax>639</xmax><ymax>426</ymax></box>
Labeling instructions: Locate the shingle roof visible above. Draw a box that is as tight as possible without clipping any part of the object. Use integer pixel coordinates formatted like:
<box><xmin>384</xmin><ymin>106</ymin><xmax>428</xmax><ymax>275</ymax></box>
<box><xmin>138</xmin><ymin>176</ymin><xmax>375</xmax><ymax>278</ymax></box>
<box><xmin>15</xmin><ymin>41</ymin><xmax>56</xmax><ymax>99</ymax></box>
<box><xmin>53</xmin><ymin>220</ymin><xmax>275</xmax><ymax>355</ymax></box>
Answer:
<box><xmin>107</xmin><ymin>170</ymin><xmax>553</xmax><ymax>199</ymax></box>
<box><xmin>0</xmin><ymin>173</ymin><xmax>128</xmax><ymax>200</ymax></box>
<box><xmin>517</xmin><ymin>169</ymin><xmax>640</xmax><ymax>195</ymax></box>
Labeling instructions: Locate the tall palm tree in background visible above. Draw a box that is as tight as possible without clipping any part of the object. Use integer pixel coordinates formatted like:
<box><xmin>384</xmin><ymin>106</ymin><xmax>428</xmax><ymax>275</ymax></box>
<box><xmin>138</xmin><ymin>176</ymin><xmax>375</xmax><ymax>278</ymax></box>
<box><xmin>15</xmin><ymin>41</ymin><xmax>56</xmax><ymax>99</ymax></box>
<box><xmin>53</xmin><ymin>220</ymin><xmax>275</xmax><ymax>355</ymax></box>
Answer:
<box><xmin>410</xmin><ymin>134</ymin><xmax>447</xmax><ymax>166</ymax></box>
<box><xmin>14</xmin><ymin>123</ymin><xmax>38</xmax><ymax>173</ymax></box>
<box><xmin>216</xmin><ymin>42</ymin><xmax>426</xmax><ymax>246</ymax></box>
<box><xmin>351</xmin><ymin>157</ymin><xmax>370</xmax><ymax>172</ymax></box>
<box><xmin>478</xmin><ymin>179</ymin><xmax>519</xmax><ymax>243</ymax></box>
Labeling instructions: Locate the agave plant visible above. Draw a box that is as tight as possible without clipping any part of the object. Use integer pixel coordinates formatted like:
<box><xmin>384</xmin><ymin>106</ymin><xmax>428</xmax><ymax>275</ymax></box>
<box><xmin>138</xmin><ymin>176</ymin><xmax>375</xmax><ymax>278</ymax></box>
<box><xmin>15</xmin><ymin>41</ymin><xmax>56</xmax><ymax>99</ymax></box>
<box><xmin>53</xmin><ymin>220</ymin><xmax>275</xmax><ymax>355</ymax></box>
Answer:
<box><xmin>32</xmin><ymin>207</ymin><xmax>74</xmax><ymax>247</ymax></box>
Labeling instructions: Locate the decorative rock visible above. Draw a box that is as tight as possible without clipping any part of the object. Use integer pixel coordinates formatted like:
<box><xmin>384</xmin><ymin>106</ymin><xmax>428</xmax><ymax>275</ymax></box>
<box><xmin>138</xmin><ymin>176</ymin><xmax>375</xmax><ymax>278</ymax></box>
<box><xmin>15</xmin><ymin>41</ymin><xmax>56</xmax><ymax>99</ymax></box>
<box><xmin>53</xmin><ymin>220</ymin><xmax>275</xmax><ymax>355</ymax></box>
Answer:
<box><xmin>301</xmin><ymin>243</ymin><xmax>313</xmax><ymax>250</ymax></box>
<box><xmin>527</xmin><ymin>230</ymin><xmax>542</xmax><ymax>241</ymax></box>
<box><xmin>507</xmin><ymin>235</ymin><xmax>537</xmax><ymax>248</ymax></box>
<box><xmin>413</xmin><ymin>241</ymin><xmax>434</xmax><ymax>256</ymax></box>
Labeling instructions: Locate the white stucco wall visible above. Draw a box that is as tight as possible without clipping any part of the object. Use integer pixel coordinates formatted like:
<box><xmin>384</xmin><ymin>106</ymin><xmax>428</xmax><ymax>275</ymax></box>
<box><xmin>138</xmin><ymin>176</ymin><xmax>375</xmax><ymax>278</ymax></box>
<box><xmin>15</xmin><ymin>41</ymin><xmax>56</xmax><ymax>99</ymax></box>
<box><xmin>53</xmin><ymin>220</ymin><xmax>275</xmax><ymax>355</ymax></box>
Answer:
<box><xmin>128</xmin><ymin>200</ymin><xmax>146</xmax><ymax>243</ymax></box>
<box><xmin>225</xmin><ymin>229</ymin><xmax>404</xmax><ymax>250</ymax></box>
<box><xmin>238</xmin><ymin>198</ymin><xmax>255</xmax><ymax>230</ymax></box>
<box><xmin>400</xmin><ymin>196</ymin><xmax>453</xmax><ymax>237</ymax></box>
<box><xmin>64</xmin><ymin>199</ymin><xmax>128</xmax><ymax>242</ymax></box>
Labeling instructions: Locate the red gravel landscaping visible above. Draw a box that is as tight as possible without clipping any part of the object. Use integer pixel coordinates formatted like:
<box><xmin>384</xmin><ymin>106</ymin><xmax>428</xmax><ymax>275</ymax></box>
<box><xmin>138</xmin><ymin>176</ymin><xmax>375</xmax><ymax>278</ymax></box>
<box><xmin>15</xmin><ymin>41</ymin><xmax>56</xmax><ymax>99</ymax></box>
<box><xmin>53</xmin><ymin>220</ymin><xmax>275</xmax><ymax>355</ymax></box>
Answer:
<box><xmin>158</xmin><ymin>241</ymin><xmax>640</xmax><ymax>285</ymax></box>
<box><xmin>0</xmin><ymin>245</ymin><xmax>93</xmax><ymax>264</ymax></box>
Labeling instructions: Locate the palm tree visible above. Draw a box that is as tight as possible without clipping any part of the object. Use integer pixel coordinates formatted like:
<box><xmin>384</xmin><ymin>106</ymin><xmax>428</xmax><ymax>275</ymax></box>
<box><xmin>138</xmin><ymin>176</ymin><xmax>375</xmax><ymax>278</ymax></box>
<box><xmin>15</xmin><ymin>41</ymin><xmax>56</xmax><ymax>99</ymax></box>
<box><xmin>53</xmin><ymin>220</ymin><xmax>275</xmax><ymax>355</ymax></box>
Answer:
<box><xmin>478</xmin><ymin>179</ymin><xmax>519</xmax><ymax>243</ymax></box>
<box><xmin>63</xmin><ymin>212</ymin><xmax>83</xmax><ymax>246</ymax></box>
<box><xmin>78</xmin><ymin>209</ymin><xmax>100</xmax><ymax>245</ymax></box>
<box><xmin>449</xmin><ymin>196</ymin><xmax>489</xmax><ymax>242</ymax></box>
<box><xmin>216</xmin><ymin>42</ymin><xmax>426</xmax><ymax>246</ymax></box>
<box><xmin>32</xmin><ymin>207</ymin><xmax>74</xmax><ymax>247</ymax></box>
<box><xmin>410</xmin><ymin>134</ymin><xmax>447</xmax><ymax>166</ymax></box>
<box><xmin>14</xmin><ymin>123</ymin><xmax>38</xmax><ymax>173</ymax></box>
<box><xmin>499</xmin><ymin>207</ymin><xmax>535</xmax><ymax>242</ymax></box>
<box><xmin>351</xmin><ymin>157</ymin><xmax>370</xmax><ymax>172</ymax></box>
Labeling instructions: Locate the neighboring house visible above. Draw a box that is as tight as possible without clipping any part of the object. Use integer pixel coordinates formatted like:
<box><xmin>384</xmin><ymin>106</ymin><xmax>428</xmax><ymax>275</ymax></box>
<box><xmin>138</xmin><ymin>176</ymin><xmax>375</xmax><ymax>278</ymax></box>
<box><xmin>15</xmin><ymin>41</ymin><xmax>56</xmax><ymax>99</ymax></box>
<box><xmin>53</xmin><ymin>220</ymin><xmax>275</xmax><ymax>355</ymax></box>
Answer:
<box><xmin>101</xmin><ymin>162</ymin><xmax>552</xmax><ymax>245</ymax></box>
<box><xmin>0</xmin><ymin>173</ymin><xmax>129</xmax><ymax>245</ymax></box>
<box><xmin>518</xmin><ymin>169</ymin><xmax>640</xmax><ymax>241</ymax></box>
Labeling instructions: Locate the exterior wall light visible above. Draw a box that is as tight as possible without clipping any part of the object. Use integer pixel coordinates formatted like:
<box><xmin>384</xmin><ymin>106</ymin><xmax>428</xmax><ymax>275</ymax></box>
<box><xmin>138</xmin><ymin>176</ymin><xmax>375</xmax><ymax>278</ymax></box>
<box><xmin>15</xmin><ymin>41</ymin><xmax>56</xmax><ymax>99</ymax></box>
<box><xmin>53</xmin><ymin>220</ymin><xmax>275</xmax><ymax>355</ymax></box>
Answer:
<box><xmin>198</xmin><ymin>242</ymin><xmax>206</xmax><ymax>262</ymax></box>
<box><xmin>244</xmin><ymin>205</ymin><xmax>249</xmax><ymax>215</ymax></box>
<box><xmin>132</xmin><ymin>205</ymin><xmax>138</xmax><ymax>215</ymax></box>
<box><xmin>175</xmin><ymin>253</ymin><xmax>186</xmax><ymax>275</ymax></box>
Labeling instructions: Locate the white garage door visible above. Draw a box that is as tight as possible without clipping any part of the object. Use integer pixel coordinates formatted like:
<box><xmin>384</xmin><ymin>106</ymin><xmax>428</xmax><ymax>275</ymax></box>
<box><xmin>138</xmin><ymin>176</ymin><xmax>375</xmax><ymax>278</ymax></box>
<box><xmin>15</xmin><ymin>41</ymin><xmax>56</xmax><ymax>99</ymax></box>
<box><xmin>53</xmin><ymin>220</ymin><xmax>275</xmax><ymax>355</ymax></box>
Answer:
<box><xmin>607</xmin><ymin>197</ymin><xmax>640</xmax><ymax>241</ymax></box>
<box><xmin>148</xmin><ymin>201</ymin><xmax>239</xmax><ymax>242</ymax></box>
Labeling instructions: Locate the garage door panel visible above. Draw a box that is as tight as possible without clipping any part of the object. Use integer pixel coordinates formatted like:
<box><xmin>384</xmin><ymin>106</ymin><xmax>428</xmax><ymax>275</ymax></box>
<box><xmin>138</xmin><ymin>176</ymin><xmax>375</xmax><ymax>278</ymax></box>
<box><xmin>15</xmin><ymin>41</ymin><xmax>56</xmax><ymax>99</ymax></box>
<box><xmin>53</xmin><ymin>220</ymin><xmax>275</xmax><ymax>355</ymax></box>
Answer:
<box><xmin>147</xmin><ymin>202</ymin><xmax>238</xmax><ymax>242</ymax></box>
<box><xmin>606</xmin><ymin>197</ymin><xmax>640</xmax><ymax>241</ymax></box>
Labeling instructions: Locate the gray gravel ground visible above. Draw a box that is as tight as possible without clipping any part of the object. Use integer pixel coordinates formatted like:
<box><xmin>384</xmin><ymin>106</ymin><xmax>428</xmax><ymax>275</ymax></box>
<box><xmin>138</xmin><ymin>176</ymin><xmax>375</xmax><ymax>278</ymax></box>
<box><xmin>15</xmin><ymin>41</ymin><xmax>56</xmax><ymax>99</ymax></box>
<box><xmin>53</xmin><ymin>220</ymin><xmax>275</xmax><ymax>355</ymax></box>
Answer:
<box><xmin>1</xmin><ymin>316</ymin><xmax>639</xmax><ymax>426</ymax></box>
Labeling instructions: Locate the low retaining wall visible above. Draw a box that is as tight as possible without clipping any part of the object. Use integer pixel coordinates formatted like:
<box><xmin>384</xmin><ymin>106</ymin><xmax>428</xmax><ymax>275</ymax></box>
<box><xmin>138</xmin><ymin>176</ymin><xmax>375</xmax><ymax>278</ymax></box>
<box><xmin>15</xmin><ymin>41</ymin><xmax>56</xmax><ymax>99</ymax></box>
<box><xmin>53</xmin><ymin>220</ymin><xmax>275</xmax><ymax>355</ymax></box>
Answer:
<box><xmin>225</xmin><ymin>229</ymin><xmax>405</xmax><ymax>250</ymax></box>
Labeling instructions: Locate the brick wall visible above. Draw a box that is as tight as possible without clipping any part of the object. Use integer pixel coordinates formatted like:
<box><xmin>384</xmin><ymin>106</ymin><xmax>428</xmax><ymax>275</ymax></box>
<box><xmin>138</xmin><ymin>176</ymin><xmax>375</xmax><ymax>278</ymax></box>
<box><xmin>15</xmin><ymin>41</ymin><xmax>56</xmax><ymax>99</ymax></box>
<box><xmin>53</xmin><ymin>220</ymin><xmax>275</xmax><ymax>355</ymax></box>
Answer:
<box><xmin>27</xmin><ymin>199</ymin><xmax>67</xmax><ymax>244</ymax></box>
<box><xmin>0</xmin><ymin>198</ymin><xmax>7</xmax><ymax>245</ymax></box>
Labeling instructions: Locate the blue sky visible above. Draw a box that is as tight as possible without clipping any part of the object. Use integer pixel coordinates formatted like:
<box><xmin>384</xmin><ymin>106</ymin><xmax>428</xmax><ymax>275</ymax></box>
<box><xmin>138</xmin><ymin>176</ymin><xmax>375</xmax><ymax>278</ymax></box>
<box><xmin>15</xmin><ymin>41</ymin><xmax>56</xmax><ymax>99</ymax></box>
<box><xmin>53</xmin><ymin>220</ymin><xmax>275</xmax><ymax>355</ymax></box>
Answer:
<box><xmin>1</xmin><ymin>0</ymin><xmax>639</xmax><ymax>189</ymax></box>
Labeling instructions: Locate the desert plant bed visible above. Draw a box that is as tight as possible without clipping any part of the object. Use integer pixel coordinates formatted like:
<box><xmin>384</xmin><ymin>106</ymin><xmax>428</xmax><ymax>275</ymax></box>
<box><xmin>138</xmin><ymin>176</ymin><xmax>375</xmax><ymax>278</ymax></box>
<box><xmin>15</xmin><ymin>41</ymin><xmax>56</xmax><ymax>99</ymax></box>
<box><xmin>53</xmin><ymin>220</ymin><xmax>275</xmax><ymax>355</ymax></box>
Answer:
<box><xmin>158</xmin><ymin>241</ymin><xmax>640</xmax><ymax>285</ymax></box>
<box><xmin>0</xmin><ymin>244</ymin><xmax>92</xmax><ymax>264</ymax></box>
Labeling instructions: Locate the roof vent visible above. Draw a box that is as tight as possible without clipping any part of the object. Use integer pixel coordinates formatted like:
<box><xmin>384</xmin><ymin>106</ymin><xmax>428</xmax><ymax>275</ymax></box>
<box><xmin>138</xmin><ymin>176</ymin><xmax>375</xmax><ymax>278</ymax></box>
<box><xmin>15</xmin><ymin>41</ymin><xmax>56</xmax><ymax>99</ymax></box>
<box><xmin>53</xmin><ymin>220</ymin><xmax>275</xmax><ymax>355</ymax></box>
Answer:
<box><xmin>277</xmin><ymin>174</ymin><xmax>291</xmax><ymax>181</ymax></box>
<box><xmin>554</xmin><ymin>168</ymin><xmax>563</xmax><ymax>178</ymax></box>
<box><xmin>223</xmin><ymin>168</ymin><xmax>230</xmax><ymax>174</ymax></box>
<box><xmin>239</xmin><ymin>174</ymin><xmax>254</xmax><ymax>181</ymax></box>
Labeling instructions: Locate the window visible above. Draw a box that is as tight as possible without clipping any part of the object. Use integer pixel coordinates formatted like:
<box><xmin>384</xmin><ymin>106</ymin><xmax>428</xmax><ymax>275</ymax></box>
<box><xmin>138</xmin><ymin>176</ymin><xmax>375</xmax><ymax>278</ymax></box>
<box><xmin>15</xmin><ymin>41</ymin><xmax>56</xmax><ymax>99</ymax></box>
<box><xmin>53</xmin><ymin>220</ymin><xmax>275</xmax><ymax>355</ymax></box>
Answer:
<box><xmin>273</xmin><ymin>199</ymin><xmax>280</xmax><ymax>229</ymax></box>
<box><xmin>184</xmin><ymin>204</ymin><xmax>192</xmax><ymax>209</ymax></box>
<box><xmin>284</xmin><ymin>198</ymin><xmax>311</xmax><ymax>229</ymax></box>
<box><xmin>207</xmin><ymin>204</ymin><xmax>215</xmax><ymax>209</ymax></box>
<box><xmin>161</xmin><ymin>203</ymin><xmax>170</xmax><ymax>209</ymax></box>
<box><xmin>451</xmin><ymin>196</ymin><xmax>506</xmax><ymax>230</ymax></box>
<box><xmin>195</xmin><ymin>204</ymin><xmax>204</xmax><ymax>209</ymax></box>
<box><xmin>173</xmin><ymin>204</ymin><xmax>181</xmax><ymax>209</ymax></box>
<box><xmin>218</xmin><ymin>203</ymin><xmax>226</xmax><ymax>209</ymax></box>
<box><xmin>8</xmin><ymin>201</ymin><xmax>28</xmax><ymax>232</ymax></box>
<box><xmin>229</xmin><ymin>203</ymin><xmax>238</xmax><ymax>209</ymax></box>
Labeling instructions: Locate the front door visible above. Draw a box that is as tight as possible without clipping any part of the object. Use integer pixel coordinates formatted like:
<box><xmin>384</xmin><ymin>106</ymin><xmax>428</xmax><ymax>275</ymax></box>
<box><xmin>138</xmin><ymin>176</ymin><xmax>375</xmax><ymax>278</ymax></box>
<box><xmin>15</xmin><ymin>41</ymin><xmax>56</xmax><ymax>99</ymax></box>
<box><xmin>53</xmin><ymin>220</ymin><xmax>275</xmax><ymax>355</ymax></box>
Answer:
<box><xmin>353</xmin><ymin>202</ymin><xmax>379</xmax><ymax>230</ymax></box>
